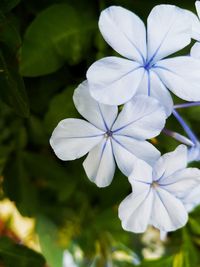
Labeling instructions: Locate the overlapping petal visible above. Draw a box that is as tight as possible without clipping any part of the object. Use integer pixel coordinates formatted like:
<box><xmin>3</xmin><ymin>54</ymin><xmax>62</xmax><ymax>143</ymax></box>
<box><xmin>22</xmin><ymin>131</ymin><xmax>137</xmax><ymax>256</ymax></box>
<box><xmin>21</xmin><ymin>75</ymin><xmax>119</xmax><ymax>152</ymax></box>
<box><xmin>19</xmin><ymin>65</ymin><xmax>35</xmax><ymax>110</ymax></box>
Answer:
<box><xmin>153</xmin><ymin>145</ymin><xmax>187</xmax><ymax>180</ymax></box>
<box><xmin>73</xmin><ymin>81</ymin><xmax>118</xmax><ymax>130</ymax></box>
<box><xmin>99</xmin><ymin>6</ymin><xmax>146</xmax><ymax>63</ymax></box>
<box><xmin>137</xmin><ymin>70</ymin><xmax>173</xmax><ymax>116</ymax></box>
<box><xmin>87</xmin><ymin>57</ymin><xmax>144</xmax><ymax>105</ymax></box>
<box><xmin>151</xmin><ymin>187</ymin><xmax>188</xmax><ymax>232</ymax></box>
<box><xmin>158</xmin><ymin>168</ymin><xmax>200</xmax><ymax>198</ymax></box>
<box><xmin>119</xmin><ymin>187</ymin><xmax>153</xmax><ymax>233</ymax></box>
<box><xmin>112</xmin><ymin>95</ymin><xmax>166</xmax><ymax>139</ymax></box>
<box><xmin>191</xmin><ymin>42</ymin><xmax>200</xmax><ymax>59</ymax></box>
<box><xmin>50</xmin><ymin>119</ymin><xmax>104</xmax><ymax>160</ymax></box>
<box><xmin>147</xmin><ymin>5</ymin><xmax>191</xmax><ymax>63</ymax></box>
<box><xmin>83</xmin><ymin>139</ymin><xmax>115</xmax><ymax>187</ymax></box>
<box><xmin>112</xmin><ymin>135</ymin><xmax>160</xmax><ymax>171</ymax></box>
<box><xmin>154</xmin><ymin>57</ymin><xmax>200</xmax><ymax>101</ymax></box>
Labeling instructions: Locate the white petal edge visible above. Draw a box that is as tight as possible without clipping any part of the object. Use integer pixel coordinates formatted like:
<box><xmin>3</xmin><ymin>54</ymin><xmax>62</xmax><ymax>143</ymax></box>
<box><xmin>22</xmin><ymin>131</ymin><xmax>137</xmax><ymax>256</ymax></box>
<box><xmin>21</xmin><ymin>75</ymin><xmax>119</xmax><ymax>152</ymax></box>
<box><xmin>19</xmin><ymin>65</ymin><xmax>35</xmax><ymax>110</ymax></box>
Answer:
<box><xmin>87</xmin><ymin>57</ymin><xmax>144</xmax><ymax>105</ymax></box>
<box><xmin>191</xmin><ymin>42</ymin><xmax>200</xmax><ymax>59</ymax></box>
<box><xmin>153</xmin><ymin>145</ymin><xmax>187</xmax><ymax>180</ymax></box>
<box><xmin>147</xmin><ymin>4</ymin><xmax>191</xmax><ymax>63</ymax></box>
<box><xmin>154</xmin><ymin>56</ymin><xmax>200</xmax><ymax>101</ymax></box>
<box><xmin>112</xmin><ymin>95</ymin><xmax>166</xmax><ymax>139</ymax></box>
<box><xmin>151</xmin><ymin>187</ymin><xmax>188</xmax><ymax>232</ymax></box>
<box><xmin>73</xmin><ymin>80</ymin><xmax>118</xmax><ymax>130</ymax></box>
<box><xmin>99</xmin><ymin>6</ymin><xmax>146</xmax><ymax>63</ymax></box>
<box><xmin>50</xmin><ymin>119</ymin><xmax>104</xmax><ymax>160</ymax></box>
<box><xmin>83</xmin><ymin>138</ymin><xmax>115</xmax><ymax>187</ymax></box>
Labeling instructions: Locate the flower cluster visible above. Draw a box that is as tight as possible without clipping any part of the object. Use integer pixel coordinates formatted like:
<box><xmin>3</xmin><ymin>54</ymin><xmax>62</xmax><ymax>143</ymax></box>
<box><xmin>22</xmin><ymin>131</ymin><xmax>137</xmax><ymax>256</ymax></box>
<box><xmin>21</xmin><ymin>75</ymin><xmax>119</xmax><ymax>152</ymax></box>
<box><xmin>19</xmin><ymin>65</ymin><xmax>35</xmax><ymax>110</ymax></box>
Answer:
<box><xmin>50</xmin><ymin>2</ymin><xmax>200</xmax><ymax>236</ymax></box>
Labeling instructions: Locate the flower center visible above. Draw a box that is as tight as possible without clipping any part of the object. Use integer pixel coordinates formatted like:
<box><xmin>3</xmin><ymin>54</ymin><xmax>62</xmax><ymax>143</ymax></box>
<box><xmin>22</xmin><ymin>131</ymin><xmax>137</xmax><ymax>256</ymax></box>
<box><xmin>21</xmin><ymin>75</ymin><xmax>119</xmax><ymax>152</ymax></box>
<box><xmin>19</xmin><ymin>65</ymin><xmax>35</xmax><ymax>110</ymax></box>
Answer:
<box><xmin>104</xmin><ymin>130</ymin><xmax>113</xmax><ymax>139</ymax></box>
<box><xmin>151</xmin><ymin>181</ymin><xmax>159</xmax><ymax>188</ymax></box>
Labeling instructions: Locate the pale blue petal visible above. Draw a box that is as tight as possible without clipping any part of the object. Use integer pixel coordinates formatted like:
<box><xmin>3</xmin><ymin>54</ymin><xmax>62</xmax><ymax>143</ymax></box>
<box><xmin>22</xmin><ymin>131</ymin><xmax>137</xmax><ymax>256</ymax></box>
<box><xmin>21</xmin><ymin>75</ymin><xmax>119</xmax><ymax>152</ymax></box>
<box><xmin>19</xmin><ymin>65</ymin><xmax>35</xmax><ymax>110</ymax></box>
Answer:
<box><xmin>119</xmin><ymin>188</ymin><xmax>153</xmax><ymax>233</ymax></box>
<box><xmin>159</xmin><ymin>168</ymin><xmax>200</xmax><ymax>199</ymax></box>
<box><xmin>112</xmin><ymin>135</ymin><xmax>160</xmax><ymax>168</ymax></box>
<box><xmin>153</xmin><ymin>145</ymin><xmax>187</xmax><ymax>181</ymax></box>
<box><xmin>147</xmin><ymin>5</ymin><xmax>191</xmax><ymax>63</ymax></box>
<box><xmin>154</xmin><ymin>56</ymin><xmax>200</xmax><ymax>101</ymax></box>
<box><xmin>73</xmin><ymin>81</ymin><xmax>118</xmax><ymax>131</ymax></box>
<box><xmin>136</xmin><ymin>70</ymin><xmax>173</xmax><ymax>116</ymax></box>
<box><xmin>128</xmin><ymin>159</ymin><xmax>153</xmax><ymax>185</ymax></box>
<box><xmin>50</xmin><ymin>119</ymin><xmax>104</xmax><ymax>160</ymax></box>
<box><xmin>83</xmin><ymin>138</ymin><xmax>115</xmax><ymax>187</ymax></box>
<box><xmin>191</xmin><ymin>42</ymin><xmax>200</xmax><ymax>59</ymax></box>
<box><xmin>111</xmin><ymin>137</ymin><xmax>138</xmax><ymax>176</ymax></box>
<box><xmin>87</xmin><ymin>57</ymin><xmax>144</xmax><ymax>105</ymax></box>
<box><xmin>151</xmin><ymin>187</ymin><xmax>188</xmax><ymax>232</ymax></box>
<box><xmin>99</xmin><ymin>6</ymin><xmax>146</xmax><ymax>63</ymax></box>
<box><xmin>183</xmin><ymin>185</ymin><xmax>200</xmax><ymax>212</ymax></box>
<box><xmin>112</xmin><ymin>95</ymin><xmax>166</xmax><ymax>139</ymax></box>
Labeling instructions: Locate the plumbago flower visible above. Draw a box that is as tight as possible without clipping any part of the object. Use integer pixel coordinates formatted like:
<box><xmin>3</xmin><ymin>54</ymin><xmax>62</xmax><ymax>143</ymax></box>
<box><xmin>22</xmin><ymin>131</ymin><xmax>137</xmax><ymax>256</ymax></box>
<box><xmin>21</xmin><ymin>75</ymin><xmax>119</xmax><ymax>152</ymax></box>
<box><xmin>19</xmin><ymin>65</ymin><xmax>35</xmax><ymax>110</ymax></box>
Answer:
<box><xmin>87</xmin><ymin>4</ymin><xmax>200</xmax><ymax>116</ymax></box>
<box><xmin>50</xmin><ymin>81</ymin><xmax>166</xmax><ymax>187</ymax></box>
<box><xmin>118</xmin><ymin>145</ymin><xmax>200</xmax><ymax>233</ymax></box>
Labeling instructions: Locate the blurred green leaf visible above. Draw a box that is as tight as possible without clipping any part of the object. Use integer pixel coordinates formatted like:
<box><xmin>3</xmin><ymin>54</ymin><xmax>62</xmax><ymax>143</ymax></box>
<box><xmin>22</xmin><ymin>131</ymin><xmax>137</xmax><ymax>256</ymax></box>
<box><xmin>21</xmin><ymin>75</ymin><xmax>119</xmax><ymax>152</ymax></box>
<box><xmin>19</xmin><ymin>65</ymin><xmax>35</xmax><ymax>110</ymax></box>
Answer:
<box><xmin>140</xmin><ymin>256</ymin><xmax>173</xmax><ymax>267</ymax></box>
<box><xmin>0</xmin><ymin>12</ymin><xmax>29</xmax><ymax>117</ymax></box>
<box><xmin>36</xmin><ymin>216</ymin><xmax>63</xmax><ymax>267</ymax></box>
<box><xmin>44</xmin><ymin>85</ymin><xmax>78</xmax><ymax>133</ymax></box>
<box><xmin>20</xmin><ymin>3</ymin><xmax>96</xmax><ymax>76</ymax></box>
<box><xmin>0</xmin><ymin>237</ymin><xmax>45</xmax><ymax>267</ymax></box>
<box><xmin>0</xmin><ymin>0</ymin><xmax>21</xmax><ymax>13</ymax></box>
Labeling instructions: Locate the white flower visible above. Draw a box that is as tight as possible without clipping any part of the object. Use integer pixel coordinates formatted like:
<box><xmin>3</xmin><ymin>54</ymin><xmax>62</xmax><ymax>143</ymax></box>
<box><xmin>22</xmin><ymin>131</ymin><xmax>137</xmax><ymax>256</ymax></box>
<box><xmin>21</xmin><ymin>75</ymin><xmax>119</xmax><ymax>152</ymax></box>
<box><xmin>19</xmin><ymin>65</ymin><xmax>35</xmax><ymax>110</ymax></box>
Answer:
<box><xmin>50</xmin><ymin>81</ymin><xmax>166</xmax><ymax>187</ymax></box>
<box><xmin>87</xmin><ymin>5</ymin><xmax>200</xmax><ymax>116</ymax></box>
<box><xmin>118</xmin><ymin>145</ymin><xmax>200</xmax><ymax>233</ymax></box>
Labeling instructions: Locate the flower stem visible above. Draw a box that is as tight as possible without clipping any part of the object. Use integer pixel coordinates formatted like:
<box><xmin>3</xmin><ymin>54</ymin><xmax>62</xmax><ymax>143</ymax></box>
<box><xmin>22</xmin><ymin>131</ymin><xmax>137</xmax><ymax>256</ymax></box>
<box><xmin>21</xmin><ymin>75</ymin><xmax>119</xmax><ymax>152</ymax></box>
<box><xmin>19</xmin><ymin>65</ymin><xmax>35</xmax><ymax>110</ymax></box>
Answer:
<box><xmin>162</xmin><ymin>128</ymin><xmax>194</xmax><ymax>146</ymax></box>
<box><xmin>174</xmin><ymin>101</ymin><xmax>200</xmax><ymax>109</ymax></box>
<box><xmin>172</xmin><ymin>109</ymin><xmax>197</xmax><ymax>144</ymax></box>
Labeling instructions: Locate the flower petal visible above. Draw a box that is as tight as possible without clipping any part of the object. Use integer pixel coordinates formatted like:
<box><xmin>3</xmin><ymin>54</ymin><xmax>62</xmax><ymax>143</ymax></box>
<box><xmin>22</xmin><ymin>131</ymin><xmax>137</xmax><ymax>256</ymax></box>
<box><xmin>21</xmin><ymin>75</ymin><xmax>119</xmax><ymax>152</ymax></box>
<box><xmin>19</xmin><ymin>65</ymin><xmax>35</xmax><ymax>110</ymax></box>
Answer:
<box><xmin>111</xmin><ymin>137</ymin><xmax>138</xmax><ymax>176</ymax></box>
<box><xmin>83</xmin><ymin>138</ymin><xmax>115</xmax><ymax>187</ymax></box>
<box><xmin>191</xmin><ymin>42</ymin><xmax>200</xmax><ymax>59</ymax></box>
<box><xmin>50</xmin><ymin>119</ymin><xmax>104</xmax><ymax>160</ymax></box>
<box><xmin>87</xmin><ymin>57</ymin><xmax>144</xmax><ymax>105</ymax></box>
<box><xmin>196</xmin><ymin>1</ymin><xmax>200</xmax><ymax>20</ymax></box>
<box><xmin>129</xmin><ymin>160</ymin><xmax>153</xmax><ymax>185</ymax></box>
<box><xmin>137</xmin><ymin>70</ymin><xmax>173</xmax><ymax>116</ymax></box>
<box><xmin>153</xmin><ymin>145</ymin><xmax>187</xmax><ymax>180</ymax></box>
<box><xmin>159</xmin><ymin>168</ymin><xmax>200</xmax><ymax>199</ymax></box>
<box><xmin>151</xmin><ymin>187</ymin><xmax>188</xmax><ymax>232</ymax></box>
<box><xmin>73</xmin><ymin>81</ymin><xmax>118</xmax><ymax>131</ymax></box>
<box><xmin>112</xmin><ymin>135</ymin><xmax>160</xmax><ymax>169</ymax></box>
<box><xmin>147</xmin><ymin>5</ymin><xmax>191</xmax><ymax>63</ymax></box>
<box><xmin>154</xmin><ymin>56</ymin><xmax>200</xmax><ymax>101</ymax></box>
<box><xmin>183</xmin><ymin>185</ymin><xmax>200</xmax><ymax>212</ymax></box>
<box><xmin>186</xmin><ymin>9</ymin><xmax>200</xmax><ymax>41</ymax></box>
<box><xmin>99</xmin><ymin>6</ymin><xmax>146</xmax><ymax>63</ymax></box>
<box><xmin>119</xmin><ymin>188</ymin><xmax>153</xmax><ymax>233</ymax></box>
<box><xmin>112</xmin><ymin>95</ymin><xmax>166</xmax><ymax>139</ymax></box>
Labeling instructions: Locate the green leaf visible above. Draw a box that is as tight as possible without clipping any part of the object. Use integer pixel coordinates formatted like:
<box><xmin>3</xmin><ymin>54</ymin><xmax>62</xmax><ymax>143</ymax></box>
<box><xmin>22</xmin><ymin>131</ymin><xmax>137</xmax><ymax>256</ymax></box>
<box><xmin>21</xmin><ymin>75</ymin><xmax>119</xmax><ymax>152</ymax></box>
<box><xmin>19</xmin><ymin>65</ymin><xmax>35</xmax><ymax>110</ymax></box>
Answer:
<box><xmin>44</xmin><ymin>85</ymin><xmax>78</xmax><ymax>134</ymax></box>
<box><xmin>3</xmin><ymin>152</ymin><xmax>38</xmax><ymax>216</ymax></box>
<box><xmin>0</xmin><ymin>12</ymin><xmax>29</xmax><ymax>117</ymax></box>
<box><xmin>0</xmin><ymin>0</ymin><xmax>21</xmax><ymax>13</ymax></box>
<box><xmin>20</xmin><ymin>3</ymin><xmax>96</xmax><ymax>77</ymax></box>
<box><xmin>0</xmin><ymin>237</ymin><xmax>45</xmax><ymax>267</ymax></box>
<box><xmin>140</xmin><ymin>256</ymin><xmax>173</xmax><ymax>267</ymax></box>
<box><xmin>36</xmin><ymin>216</ymin><xmax>63</xmax><ymax>267</ymax></box>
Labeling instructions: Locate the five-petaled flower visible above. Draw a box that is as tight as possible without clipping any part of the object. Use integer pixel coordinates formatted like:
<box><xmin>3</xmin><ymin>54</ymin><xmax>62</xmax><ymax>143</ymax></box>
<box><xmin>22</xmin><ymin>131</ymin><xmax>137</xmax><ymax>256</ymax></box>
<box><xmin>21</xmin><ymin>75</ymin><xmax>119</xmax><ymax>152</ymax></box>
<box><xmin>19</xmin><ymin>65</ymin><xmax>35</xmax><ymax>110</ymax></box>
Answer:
<box><xmin>119</xmin><ymin>145</ymin><xmax>200</xmax><ymax>233</ymax></box>
<box><xmin>87</xmin><ymin>4</ymin><xmax>200</xmax><ymax>116</ymax></box>
<box><xmin>50</xmin><ymin>81</ymin><xmax>166</xmax><ymax>187</ymax></box>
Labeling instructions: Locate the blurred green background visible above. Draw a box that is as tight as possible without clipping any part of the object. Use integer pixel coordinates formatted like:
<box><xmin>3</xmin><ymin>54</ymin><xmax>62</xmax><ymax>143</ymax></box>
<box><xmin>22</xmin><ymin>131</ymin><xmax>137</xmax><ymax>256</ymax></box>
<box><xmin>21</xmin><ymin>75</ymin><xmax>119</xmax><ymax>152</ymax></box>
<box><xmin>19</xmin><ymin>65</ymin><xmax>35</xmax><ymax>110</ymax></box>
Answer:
<box><xmin>0</xmin><ymin>0</ymin><xmax>200</xmax><ymax>266</ymax></box>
